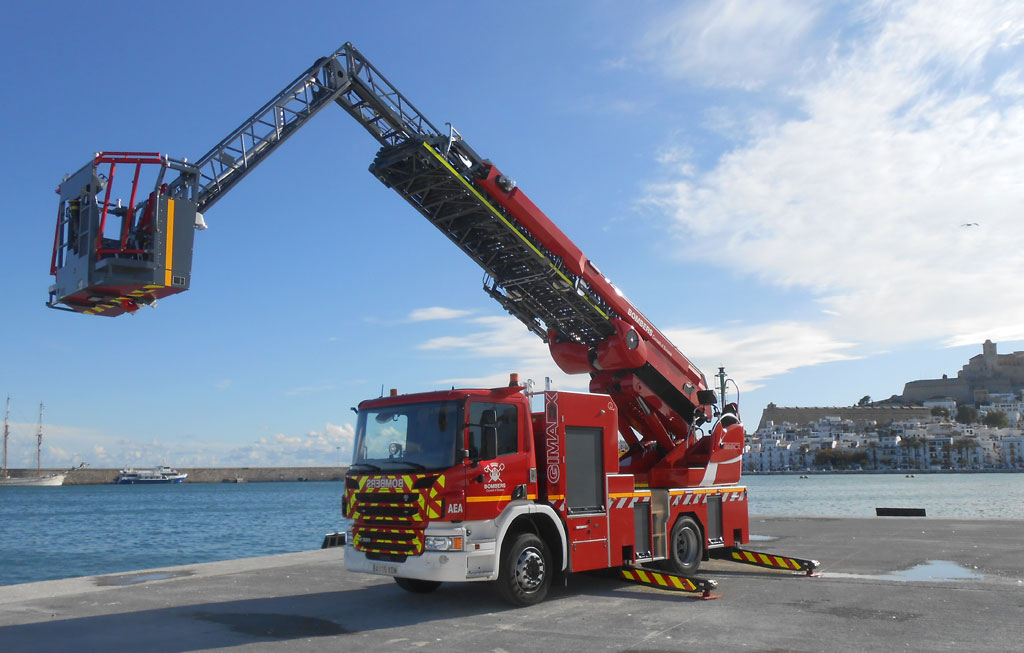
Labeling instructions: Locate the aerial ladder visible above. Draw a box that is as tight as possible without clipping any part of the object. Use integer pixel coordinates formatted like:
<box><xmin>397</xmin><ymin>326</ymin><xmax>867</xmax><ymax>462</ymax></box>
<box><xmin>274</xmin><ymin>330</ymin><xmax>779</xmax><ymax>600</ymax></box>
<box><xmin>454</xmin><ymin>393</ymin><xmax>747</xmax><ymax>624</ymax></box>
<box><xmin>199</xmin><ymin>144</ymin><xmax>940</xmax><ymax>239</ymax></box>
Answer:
<box><xmin>49</xmin><ymin>42</ymin><xmax>817</xmax><ymax>599</ymax></box>
<box><xmin>49</xmin><ymin>41</ymin><xmax>740</xmax><ymax>488</ymax></box>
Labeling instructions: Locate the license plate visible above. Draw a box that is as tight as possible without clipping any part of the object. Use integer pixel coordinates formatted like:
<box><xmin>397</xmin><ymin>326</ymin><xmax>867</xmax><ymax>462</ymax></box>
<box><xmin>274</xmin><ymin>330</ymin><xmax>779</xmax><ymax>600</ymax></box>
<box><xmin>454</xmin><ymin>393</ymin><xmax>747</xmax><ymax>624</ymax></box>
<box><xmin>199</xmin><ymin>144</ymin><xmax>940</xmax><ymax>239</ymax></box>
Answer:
<box><xmin>373</xmin><ymin>563</ymin><xmax>398</xmax><ymax>575</ymax></box>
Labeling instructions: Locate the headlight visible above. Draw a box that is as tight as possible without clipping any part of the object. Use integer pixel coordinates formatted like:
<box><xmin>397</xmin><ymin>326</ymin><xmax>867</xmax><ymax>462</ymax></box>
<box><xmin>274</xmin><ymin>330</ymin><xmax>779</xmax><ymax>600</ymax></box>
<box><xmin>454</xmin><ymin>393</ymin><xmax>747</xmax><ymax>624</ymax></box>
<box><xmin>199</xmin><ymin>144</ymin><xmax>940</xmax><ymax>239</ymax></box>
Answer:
<box><xmin>424</xmin><ymin>535</ymin><xmax>464</xmax><ymax>551</ymax></box>
<box><xmin>345</xmin><ymin>528</ymin><xmax>353</xmax><ymax>545</ymax></box>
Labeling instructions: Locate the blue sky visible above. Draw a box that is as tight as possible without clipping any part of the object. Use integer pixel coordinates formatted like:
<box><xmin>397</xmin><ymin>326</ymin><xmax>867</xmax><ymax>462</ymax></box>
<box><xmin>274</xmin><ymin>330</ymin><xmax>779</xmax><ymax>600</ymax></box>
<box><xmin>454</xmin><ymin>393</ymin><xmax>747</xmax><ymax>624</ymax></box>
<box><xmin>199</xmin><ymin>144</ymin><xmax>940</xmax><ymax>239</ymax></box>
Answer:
<box><xmin>3</xmin><ymin>1</ymin><xmax>1024</xmax><ymax>468</ymax></box>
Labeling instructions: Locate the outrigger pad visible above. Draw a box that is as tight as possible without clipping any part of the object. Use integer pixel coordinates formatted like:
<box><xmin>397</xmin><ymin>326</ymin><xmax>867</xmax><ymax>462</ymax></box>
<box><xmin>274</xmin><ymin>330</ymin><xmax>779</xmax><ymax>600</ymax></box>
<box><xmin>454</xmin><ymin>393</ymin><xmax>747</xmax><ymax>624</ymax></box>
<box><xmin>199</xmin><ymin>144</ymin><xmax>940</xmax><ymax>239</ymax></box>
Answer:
<box><xmin>620</xmin><ymin>567</ymin><xmax>721</xmax><ymax>600</ymax></box>
<box><xmin>716</xmin><ymin>547</ymin><xmax>821</xmax><ymax>576</ymax></box>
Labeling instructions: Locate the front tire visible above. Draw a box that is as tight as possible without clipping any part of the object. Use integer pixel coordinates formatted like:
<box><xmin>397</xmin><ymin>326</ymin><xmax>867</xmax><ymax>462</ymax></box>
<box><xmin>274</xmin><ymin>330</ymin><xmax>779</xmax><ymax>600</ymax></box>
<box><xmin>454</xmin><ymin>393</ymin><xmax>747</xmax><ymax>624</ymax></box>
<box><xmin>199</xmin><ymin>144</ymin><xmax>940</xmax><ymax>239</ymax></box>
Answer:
<box><xmin>664</xmin><ymin>516</ymin><xmax>704</xmax><ymax>575</ymax></box>
<box><xmin>394</xmin><ymin>577</ymin><xmax>441</xmax><ymax>593</ymax></box>
<box><xmin>496</xmin><ymin>532</ymin><xmax>551</xmax><ymax>606</ymax></box>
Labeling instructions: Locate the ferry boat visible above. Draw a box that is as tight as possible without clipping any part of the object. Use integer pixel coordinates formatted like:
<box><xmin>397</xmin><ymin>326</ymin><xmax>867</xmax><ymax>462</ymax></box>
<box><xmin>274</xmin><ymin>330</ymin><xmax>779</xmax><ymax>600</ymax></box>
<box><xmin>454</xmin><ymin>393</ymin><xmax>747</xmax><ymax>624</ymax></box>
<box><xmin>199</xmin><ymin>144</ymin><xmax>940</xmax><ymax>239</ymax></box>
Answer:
<box><xmin>114</xmin><ymin>465</ymin><xmax>188</xmax><ymax>484</ymax></box>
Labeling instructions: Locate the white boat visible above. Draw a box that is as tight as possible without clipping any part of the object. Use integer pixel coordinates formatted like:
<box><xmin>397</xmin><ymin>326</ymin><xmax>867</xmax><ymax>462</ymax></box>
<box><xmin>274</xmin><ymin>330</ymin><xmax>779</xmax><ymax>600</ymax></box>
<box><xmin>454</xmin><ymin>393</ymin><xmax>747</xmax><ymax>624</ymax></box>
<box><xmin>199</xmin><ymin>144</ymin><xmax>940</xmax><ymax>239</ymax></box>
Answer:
<box><xmin>114</xmin><ymin>465</ymin><xmax>188</xmax><ymax>484</ymax></box>
<box><xmin>0</xmin><ymin>399</ymin><xmax>86</xmax><ymax>487</ymax></box>
<box><xmin>0</xmin><ymin>472</ymin><xmax>68</xmax><ymax>487</ymax></box>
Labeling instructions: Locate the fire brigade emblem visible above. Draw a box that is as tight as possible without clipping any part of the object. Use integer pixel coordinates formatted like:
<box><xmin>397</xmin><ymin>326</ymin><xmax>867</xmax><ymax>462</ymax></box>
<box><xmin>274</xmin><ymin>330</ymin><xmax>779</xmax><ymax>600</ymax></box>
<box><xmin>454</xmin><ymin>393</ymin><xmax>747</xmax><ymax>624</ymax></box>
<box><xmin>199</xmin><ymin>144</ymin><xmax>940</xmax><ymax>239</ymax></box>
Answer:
<box><xmin>483</xmin><ymin>462</ymin><xmax>506</xmax><ymax>491</ymax></box>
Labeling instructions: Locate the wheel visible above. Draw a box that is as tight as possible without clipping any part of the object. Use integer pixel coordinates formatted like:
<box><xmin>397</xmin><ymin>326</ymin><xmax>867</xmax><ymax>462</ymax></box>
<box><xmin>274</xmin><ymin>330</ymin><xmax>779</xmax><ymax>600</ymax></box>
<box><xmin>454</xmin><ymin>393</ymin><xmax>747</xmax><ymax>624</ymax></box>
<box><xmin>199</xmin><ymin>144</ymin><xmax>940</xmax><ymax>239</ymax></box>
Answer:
<box><xmin>496</xmin><ymin>532</ymin><xmax>551</xmax><ymax>606</ymax></box>
<box><xmin>664</xmin><ymin>516</ymin><xmax>704</xmax><ymax>575</ymax></box>
<box><xmin>394</xmin><ymin>577</ymin><xmax>441</xmax><ymax>593</ymax></box>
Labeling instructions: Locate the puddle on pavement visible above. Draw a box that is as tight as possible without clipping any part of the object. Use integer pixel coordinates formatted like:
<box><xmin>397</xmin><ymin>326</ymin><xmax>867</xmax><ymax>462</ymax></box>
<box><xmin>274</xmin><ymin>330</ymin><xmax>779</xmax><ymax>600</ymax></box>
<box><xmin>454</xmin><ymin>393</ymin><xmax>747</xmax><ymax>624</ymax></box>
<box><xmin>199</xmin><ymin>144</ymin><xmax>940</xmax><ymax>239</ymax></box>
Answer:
<box><xmin>196</xmin><ymin>612</ymin><xmax>348</xmax><ymax>639</ymax></box>
<box><xmin>829</xmin><ymin>560</ymin><xmax>983</xmax><ymax>582</ymax></box>
<box><xmin>94</xmin><ymin>570</ymin><xmax>194</xmax><ymax>586</ymax></box>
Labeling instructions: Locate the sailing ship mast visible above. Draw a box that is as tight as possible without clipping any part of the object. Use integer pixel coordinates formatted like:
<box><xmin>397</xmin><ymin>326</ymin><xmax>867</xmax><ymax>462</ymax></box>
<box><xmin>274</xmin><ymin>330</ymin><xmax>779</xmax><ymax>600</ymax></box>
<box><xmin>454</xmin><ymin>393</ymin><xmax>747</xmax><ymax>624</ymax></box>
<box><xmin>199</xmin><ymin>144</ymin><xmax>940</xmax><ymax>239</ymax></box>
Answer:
<box><xmin>37</xmin><ymin>403</ymin><xmax>44</xmax><ymax>477</ymax></box>
<box><xmin>3</xmin><ymin>396</ymin><xmax>9</xmax><ymax>477</ymax></box>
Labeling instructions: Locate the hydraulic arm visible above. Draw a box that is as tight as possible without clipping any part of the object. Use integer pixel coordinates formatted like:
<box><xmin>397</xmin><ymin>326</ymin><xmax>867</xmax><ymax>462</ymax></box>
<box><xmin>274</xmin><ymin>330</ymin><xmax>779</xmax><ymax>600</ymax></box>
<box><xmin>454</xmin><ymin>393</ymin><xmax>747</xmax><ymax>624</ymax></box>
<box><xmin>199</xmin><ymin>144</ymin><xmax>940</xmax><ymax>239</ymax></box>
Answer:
<box><xmin>48</xmin><ymin>41</ymin><xmax>743</xmax><ymax>487</ymax></box>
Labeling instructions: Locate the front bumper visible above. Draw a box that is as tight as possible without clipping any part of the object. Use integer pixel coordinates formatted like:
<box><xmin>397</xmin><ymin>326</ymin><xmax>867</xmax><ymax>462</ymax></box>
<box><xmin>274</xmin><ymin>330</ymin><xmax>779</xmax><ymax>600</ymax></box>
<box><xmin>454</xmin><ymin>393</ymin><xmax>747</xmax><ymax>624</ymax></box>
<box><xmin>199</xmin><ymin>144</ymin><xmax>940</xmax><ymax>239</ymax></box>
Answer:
<box><xmin>345</xmin><ymin>523</ymin><xmax>498</xmax><ymax>583</ymax></box>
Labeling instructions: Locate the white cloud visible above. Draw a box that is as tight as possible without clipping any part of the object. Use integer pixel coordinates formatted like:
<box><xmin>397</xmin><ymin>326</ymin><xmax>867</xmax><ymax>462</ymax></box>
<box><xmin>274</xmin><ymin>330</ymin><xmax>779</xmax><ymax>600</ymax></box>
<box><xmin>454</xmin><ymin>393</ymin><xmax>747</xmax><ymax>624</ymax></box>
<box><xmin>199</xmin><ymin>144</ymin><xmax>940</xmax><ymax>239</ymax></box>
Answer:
<box><xmin>417</xmin><ymin>315</ymin><xmax>590</xmax><ymax>392</ymax></box>
<box><xmin>407</xmin><ymin>306</ymin><xmax>474</xmax><ymax>322</ymax></box>
<box><xmin>645</xmin><ymin>1</ymin><xmax>1024</xmax><ymax>359</ymax></box>
<box><xmin>3</xmin><ymin>420</ymin><xmax>358</xmax><ymax>469</ymax></box>
<box><xmin>639</xmin><ymin>0</ymin><xmax>824</xmax><ymax>89</ymax></box>
<box><xmin>662</xmin><ymin>322</ymin><xmax>859</xmax><ymax>393</ymax></box>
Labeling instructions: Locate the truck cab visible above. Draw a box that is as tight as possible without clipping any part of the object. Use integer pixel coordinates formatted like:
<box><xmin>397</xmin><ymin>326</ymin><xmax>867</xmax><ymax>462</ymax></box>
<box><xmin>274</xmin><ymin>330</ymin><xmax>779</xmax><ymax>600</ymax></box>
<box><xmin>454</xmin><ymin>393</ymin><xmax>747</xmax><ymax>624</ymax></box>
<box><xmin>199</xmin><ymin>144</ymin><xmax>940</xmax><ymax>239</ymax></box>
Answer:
<box><xmin>343</xmin><ymin>385</ymin><xmax>561</xmax><ymax>598</ymax></box>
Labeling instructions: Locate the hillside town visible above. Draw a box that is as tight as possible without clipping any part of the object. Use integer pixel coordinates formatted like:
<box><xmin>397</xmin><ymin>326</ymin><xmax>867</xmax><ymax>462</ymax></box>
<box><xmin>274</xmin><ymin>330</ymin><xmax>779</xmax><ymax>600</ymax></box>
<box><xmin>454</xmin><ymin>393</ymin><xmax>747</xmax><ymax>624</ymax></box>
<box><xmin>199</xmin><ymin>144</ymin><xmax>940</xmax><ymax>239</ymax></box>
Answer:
<box><xmin>748</xmin><ymin>340</ymin><xmax>1024</xmax><ymax>472</ymax></box>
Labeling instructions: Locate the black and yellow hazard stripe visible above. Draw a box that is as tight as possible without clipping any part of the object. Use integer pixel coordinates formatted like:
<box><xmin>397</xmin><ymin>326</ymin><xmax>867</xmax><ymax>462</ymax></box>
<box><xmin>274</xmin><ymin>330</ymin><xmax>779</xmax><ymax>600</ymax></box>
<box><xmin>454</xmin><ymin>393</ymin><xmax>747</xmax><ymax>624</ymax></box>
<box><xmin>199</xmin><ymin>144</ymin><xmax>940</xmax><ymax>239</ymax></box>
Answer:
<box><xmin>620</xmin><ymin>567</ymin><xmax>714</xmax><ymax>595</ymax></box>
<box><xmin>727</xmin><ymin>549</ymin><xmax>819</xmax><ymax>573</ymax></box>
<box><xmin>352</xmin><ymin>526</ymin><xmax>424</xmax><ymax>556</ymax></box>
<box><xmin>83</xmin><ymin>284</ymin><xmax>164</xmax><ymax>315</ymax></box>
<box><xmin>346</xmin><ymin>473</ymin><xmax>449</xmax><ymax>524</ymax></box>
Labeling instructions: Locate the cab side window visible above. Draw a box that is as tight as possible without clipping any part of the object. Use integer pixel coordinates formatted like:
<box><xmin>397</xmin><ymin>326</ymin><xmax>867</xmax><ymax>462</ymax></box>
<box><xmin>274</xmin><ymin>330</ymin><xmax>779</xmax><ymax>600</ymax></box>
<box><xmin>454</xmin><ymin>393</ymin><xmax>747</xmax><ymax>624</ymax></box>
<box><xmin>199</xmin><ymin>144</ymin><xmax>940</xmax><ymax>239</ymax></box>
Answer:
<box><xmin>468</xmin><ymin>402</ymin><xmax>518</xmax><ymax>458</ymax></box>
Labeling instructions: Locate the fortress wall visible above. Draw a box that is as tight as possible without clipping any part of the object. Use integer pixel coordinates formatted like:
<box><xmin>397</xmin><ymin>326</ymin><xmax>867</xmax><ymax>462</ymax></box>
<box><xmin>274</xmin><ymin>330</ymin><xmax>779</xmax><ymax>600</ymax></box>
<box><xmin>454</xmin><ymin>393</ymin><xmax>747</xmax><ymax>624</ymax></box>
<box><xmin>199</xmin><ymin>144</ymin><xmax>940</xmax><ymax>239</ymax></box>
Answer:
<box><xmin>756</xmin><ymin>405</ymin><xmax>932</xmax><ymax>430</ymax></box>
<box><xmin>901</xmin><ymin>378</ymin><xmax>971</xmax><ymax>404</ymax></box>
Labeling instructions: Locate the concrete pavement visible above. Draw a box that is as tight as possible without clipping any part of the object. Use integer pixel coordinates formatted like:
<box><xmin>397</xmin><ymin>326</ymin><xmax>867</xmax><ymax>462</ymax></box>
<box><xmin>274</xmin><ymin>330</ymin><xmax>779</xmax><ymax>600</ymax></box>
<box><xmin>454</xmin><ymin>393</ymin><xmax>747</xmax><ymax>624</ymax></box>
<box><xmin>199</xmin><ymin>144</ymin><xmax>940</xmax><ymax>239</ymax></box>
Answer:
<box><xmin>1</xmin><ymin>516</ymin><xmax>1021</xmax><ymax>652</ymax></box>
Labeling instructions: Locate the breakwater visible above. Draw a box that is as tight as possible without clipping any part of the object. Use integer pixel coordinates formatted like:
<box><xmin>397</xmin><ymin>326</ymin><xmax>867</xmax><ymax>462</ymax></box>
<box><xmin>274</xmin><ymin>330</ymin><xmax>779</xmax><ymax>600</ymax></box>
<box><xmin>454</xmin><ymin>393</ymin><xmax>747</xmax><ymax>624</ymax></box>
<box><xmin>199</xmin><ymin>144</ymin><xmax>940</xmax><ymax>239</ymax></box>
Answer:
<box><xmin>5</xmin><ymin>467</ymin><xmax>349</xmax><ymax>485</ymax></box>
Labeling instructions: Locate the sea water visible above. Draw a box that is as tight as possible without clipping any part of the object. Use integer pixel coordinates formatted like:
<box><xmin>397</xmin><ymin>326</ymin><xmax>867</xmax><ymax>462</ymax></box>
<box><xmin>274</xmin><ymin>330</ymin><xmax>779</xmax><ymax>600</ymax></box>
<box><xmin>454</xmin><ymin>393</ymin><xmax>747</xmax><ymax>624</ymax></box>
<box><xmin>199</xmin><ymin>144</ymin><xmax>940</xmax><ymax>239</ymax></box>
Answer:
<box><xmin>1</xmin><ymin>473</ymin><xmax>1021</xmax><ymax>586</ymax></box>
<box><xmin>0</xmin><ymin>481</ymin><xmax>347</xmax><ymax>586</ymax></box>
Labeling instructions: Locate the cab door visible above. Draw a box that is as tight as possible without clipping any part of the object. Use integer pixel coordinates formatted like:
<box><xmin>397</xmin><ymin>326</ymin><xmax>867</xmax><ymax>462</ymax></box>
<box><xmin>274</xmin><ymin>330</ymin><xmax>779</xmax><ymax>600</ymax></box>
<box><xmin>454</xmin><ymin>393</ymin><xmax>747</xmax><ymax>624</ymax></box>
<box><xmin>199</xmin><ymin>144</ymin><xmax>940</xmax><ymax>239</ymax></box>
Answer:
<box><xmin>465</xmin><ymin>399</ymin><xmax>531</xmax><ymax>520</ymax></box>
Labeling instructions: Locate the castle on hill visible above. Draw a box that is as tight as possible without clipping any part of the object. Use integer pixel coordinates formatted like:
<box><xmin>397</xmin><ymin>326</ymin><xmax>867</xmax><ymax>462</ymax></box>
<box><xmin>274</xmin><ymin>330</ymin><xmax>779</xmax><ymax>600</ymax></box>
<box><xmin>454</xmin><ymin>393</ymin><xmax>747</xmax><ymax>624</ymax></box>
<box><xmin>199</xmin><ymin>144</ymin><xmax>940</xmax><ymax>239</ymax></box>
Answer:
<box><xmin>757</xmin><ymin>340</ymin><xmax>1024</xmax><ymax>429</ymax></box>
<box><xmin>900</xmin><ymin>340</ymin><xmax>1024</xmax><ymax>405</ymax></box>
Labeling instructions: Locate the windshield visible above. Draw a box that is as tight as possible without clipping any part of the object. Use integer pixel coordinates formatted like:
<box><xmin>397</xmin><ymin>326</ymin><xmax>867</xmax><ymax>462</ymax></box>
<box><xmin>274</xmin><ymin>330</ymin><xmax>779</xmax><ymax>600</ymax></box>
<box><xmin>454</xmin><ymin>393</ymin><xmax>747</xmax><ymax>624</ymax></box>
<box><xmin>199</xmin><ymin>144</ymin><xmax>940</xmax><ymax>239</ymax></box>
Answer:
<box><xmin>352</xmin><ymin>400</ymin><xmax>462</xmax><ymax>471</ymax></box>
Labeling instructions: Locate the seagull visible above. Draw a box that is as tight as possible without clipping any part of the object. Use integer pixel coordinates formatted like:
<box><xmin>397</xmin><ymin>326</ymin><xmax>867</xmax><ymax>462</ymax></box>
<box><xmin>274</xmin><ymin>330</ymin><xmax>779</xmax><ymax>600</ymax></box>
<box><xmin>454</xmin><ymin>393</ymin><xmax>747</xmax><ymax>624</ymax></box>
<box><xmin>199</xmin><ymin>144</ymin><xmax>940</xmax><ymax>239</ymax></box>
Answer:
<box><xmin>960</xmin><ymin>222</ymin><xmax>979</xmax><ymax>227</ymax></box>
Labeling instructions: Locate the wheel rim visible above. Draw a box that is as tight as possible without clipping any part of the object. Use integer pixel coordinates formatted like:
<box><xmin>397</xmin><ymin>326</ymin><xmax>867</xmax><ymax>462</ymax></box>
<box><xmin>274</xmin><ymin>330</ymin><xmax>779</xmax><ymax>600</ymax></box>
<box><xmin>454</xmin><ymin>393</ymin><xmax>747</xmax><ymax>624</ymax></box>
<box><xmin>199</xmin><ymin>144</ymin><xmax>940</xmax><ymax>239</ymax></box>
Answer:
<box><xmin>514</xmin><ymin>546</ymin><xmax>545</xmax><ymax>592</ymax></box>
<box><xmin>673</xmin><ymin>525</ymin><xmax>699</xmax><ymax>566</ymax></box>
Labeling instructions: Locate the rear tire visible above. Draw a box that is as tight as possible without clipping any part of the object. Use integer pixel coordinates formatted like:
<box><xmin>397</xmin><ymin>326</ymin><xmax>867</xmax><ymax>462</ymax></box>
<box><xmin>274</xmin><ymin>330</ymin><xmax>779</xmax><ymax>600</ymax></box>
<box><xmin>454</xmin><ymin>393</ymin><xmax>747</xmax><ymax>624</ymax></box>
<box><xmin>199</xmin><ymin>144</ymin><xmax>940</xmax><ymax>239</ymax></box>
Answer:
<box><xmin>496</xmin><ymin>532</ymin><xmax>551</xmax><ymax>606</ymax></box>
<box><xmin>394</xmin><ymin>577</ymin><xmax>441</xmax><ymax>593</ymax></box>
<box><xmin>664</xmin><ymin>516</ymin><xmax>703</xmax><ymax>575</ymax></box>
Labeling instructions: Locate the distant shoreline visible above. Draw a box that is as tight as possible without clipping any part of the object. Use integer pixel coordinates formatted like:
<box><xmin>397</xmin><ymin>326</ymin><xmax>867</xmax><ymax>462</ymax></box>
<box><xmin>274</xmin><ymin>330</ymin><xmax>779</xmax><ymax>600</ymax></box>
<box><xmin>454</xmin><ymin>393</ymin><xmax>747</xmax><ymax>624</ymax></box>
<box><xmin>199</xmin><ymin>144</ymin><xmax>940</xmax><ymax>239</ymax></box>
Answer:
<box><xmin>3</xmin><ymin>466</ymin><xmax>350</xmax><ymax>485</ymax></box>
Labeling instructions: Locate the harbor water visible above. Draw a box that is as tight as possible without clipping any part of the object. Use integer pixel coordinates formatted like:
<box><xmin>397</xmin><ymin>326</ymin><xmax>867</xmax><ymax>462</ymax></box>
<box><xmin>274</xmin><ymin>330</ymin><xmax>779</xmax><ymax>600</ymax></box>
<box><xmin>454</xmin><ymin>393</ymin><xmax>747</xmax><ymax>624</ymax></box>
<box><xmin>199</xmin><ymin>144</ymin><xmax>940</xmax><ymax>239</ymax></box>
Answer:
<box><xmin>1</xmin><ymin>473</ymin><xmax>1022</xmax><ymax>586</ymax></box>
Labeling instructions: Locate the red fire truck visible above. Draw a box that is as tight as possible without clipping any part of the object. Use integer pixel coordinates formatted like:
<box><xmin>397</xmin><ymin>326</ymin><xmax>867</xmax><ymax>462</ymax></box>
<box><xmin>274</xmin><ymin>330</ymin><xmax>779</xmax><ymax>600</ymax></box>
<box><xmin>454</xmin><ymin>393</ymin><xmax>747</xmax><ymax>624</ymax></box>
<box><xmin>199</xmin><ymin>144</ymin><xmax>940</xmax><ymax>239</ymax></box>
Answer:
<box><xmin>49</xmin><ymin>42</ymin><xmax>817</xmax><ymax>605</ymax></box>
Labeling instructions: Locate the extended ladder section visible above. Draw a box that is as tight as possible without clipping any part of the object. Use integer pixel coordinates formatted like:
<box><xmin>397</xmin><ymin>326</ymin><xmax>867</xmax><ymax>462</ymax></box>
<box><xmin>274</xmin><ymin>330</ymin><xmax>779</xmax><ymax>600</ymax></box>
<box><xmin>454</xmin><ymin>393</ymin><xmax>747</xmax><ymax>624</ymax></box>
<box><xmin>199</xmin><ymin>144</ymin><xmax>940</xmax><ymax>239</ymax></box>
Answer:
<box><xmin>170</xmin><ymin>43</ymin><xmax>444</xmax><ymax>213</ymax></box>
<box><xmin>370</xmin><ymin>139</ymin><xmax>617</xmax><ymax>347</ymax></box>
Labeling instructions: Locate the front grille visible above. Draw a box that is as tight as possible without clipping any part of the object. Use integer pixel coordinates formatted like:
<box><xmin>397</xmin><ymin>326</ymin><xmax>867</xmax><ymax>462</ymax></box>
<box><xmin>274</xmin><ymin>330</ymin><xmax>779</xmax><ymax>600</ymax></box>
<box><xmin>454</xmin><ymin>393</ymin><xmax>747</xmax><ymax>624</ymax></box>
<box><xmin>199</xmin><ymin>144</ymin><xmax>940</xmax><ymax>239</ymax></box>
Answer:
<box><xmin>359</xmin><ymin>505</ymin><xmax>419</xmax><ymax>519</ymax></box>
<box><xmin>351</xmin><ymin>491</ymin><xmax>422</xmax><ymax>524</ymax></box>
<box><xmin>354</xmin><ymin>526</ymin><xmax>423</xmax><ymax>556</ymax></box>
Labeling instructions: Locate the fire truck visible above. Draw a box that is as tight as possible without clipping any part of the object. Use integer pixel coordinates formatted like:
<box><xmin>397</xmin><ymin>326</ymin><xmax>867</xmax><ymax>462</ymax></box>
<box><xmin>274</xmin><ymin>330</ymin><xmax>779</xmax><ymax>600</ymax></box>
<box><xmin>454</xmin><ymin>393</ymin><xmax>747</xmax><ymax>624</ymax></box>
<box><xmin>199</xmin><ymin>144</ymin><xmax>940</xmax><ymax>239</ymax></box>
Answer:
<box><xmin>49</xmin><ymin>42</ymin><xmax>817</xmax><ymax>605</ymax></box>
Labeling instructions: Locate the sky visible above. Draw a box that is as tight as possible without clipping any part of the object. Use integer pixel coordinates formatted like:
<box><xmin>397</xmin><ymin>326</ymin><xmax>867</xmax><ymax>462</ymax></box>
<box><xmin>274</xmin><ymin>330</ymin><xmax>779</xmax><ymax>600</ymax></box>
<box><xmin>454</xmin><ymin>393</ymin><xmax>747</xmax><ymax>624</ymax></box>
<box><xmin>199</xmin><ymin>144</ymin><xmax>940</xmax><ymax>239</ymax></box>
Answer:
<box><xmin>2</xmin><ymin>0</ymin><xmax>1024</xmax><ymax>469</ymax></box>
